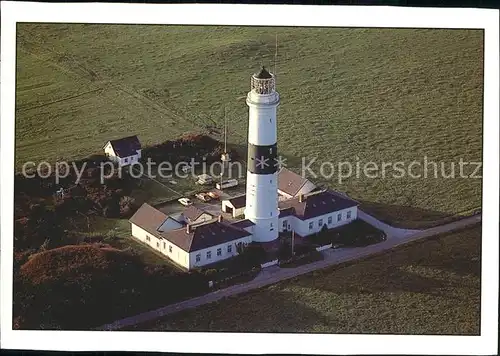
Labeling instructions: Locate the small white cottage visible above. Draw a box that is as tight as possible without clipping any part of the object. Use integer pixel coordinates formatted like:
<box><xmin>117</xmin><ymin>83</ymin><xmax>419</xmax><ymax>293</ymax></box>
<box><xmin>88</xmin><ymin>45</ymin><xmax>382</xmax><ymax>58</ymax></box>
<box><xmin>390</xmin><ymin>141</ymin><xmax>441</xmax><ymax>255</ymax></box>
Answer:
<box><xmin>103</xmin><ymin>135</ymin><xmax>142</xmax><ymax>167</ymax></box>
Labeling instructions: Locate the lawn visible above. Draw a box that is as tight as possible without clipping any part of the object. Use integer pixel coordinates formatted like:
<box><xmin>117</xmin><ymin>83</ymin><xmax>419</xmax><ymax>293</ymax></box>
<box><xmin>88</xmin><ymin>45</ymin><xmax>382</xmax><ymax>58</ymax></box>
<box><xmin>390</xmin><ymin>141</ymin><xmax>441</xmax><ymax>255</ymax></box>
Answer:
<box><xmin>71</xmin><ymin>215</ymin><xmax>182</xmax><ymax>268</ymax></box>
<box><xmin>15</xmin><ymin>25</ymin><xmax>483</xmax><ymax>227</ymax></box>
<box><xmin>144</xmin><ymin>225</ymin><xmax>481</xmax><ymax>334</ymax></box>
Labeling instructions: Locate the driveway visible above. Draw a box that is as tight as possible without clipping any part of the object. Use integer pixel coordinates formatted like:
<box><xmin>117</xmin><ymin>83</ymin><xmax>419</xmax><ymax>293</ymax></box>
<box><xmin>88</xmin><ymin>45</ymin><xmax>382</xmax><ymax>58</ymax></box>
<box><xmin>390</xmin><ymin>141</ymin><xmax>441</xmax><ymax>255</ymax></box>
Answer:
<box><xmin>98</xmin><ymin>211</ymin><xmax>481</xmax><ymax>331</ymax></box>
<box><xmin>357</xmin><ymin>210</ymin><xmax>420</xmax><ymax>238</ymax></box>
<box><xmin>157</xmin><ymin>186</ymin><xmax>246</xmax><ymax>218</ymax></box>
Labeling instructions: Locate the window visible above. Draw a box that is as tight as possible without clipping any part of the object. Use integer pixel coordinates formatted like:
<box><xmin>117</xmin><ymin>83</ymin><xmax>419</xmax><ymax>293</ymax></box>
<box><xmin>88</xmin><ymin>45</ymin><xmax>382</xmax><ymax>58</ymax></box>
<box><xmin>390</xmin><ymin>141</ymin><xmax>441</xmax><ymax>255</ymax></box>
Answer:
<box><xmin>156</xmin><ymin>242</ymin><xmax>159</xmax><ymax>248</ymax></box>
<box><xmin>319</xmin><ymin>219</ymin><xmax>323</xmax><ymax>226</ymax></box>
<box><xmin>146</xmin><ymin>236</ymin><xmax>150</xmax><ymax>242</ymax></box>
<box><xmin>227</xmin><ymin>244</ymin><xmax>232</xmax><ymax>253</ymax></box>
<box><xmin>347</xmin><ymin>211</ymin><xmax>352</xmax><ymax>219</ymax></box>
<box><xmin>337</xmin><ymin>213</ymin><xmax>342</xmax><ymax>222</ymax></box>
<box><xmin>207</xmin><ymin>251</ymin><xmax>212</xmax><ymax>259</ymax></box>
<box><xmin>124</xmin><ymin>158</ymin><xmax>128</xmax><ymax>163</ymax></box>
<box><xmin>328</xmin><ymin>216</ymin><xmax>332</xmax><ymax>224</ymax></box>
<box><xmin>283</xmin><ymin>220</ymin><xmax>288</xmax><ymax>228</ymax></box>
<box><xmin>163</xmin><ymin>242</ymin><xmax>166</xmax><ymax>249</ymax></box>
<box><xmin>169</xmin><ymin>245</ymin><xmax>173</xmax><ymax>253</ymax></box>
<box><xmin>309</xmin><ymin>221</ymin><xmax>314</xmax><ymax>230</ymax></box>
<box><xmin>217</xmin><ymin>248</ymin><xmax>222</xmax><ymax>256</ymax></box>
<box><xmin>196</xmin><ymin>254</ymin><xmax>201</xmax><ymax>262</ymax></box>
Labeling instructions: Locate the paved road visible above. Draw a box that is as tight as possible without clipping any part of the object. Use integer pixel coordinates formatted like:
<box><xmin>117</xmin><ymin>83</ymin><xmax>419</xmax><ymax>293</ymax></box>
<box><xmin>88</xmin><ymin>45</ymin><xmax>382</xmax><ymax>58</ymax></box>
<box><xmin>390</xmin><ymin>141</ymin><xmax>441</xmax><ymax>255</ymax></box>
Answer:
<box><xmin>357</xmin><ymin>210</ymin><xmax>420</xmax><ymax>238</ymax></box>
<box><xmin>98</xmin><ymin>212</ymin><xmax>481</xmax><ymax>331</ymax></box>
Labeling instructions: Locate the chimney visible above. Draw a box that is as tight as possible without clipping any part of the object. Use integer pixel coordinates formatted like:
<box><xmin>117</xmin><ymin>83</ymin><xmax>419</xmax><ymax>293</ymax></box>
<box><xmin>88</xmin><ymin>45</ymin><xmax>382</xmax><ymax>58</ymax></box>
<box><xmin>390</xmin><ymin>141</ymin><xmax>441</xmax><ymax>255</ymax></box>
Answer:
<box><xmin>218</xmin><ymin>215</ymin><xmax>223</xmax><ymax>222</ymax></box>
<box><xmin>298</xmin><ymin>194</ymin><xmax>304</xmax><ymax>203</ymax></box>
<box><xmin>186</xmin><ymin>224</ymin><xmax>191</xmax><ymax>234</ymax></box>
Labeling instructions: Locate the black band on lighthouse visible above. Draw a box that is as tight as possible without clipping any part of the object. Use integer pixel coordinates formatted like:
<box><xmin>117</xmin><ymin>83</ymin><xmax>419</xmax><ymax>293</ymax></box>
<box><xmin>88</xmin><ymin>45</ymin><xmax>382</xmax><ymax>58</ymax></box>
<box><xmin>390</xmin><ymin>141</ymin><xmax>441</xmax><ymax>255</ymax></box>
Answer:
<box><xmin>247</xmin><ymin>143</ymin><xmax>278</xmax><ymax>174</ymax></box>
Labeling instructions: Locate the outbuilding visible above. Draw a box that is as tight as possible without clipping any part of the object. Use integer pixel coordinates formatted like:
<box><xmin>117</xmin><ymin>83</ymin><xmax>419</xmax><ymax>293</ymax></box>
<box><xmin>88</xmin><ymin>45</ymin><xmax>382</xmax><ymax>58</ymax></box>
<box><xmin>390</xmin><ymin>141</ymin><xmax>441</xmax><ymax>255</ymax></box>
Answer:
<box><xmin>221</xmin><ymin>194</ymin><xmax>246</xmax><ymax>218</ymax></box>
<box><xmin>277</xmin><ymin>167</ymin><xmax>316</xmax><ymax>200</ymax></box>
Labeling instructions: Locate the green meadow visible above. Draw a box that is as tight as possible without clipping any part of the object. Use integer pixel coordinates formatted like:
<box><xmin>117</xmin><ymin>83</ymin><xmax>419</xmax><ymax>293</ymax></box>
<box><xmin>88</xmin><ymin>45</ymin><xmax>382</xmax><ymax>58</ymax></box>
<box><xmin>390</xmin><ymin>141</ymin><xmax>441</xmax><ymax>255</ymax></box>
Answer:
<box><xmin>16</xmin><ymin>25</ymin><xmax>483</xmax><ymax>227</ymax></box>
<box><xmin>144</xmin><ymin>225</ymin><xmax>481</xmax><ymax>335</ymax></box>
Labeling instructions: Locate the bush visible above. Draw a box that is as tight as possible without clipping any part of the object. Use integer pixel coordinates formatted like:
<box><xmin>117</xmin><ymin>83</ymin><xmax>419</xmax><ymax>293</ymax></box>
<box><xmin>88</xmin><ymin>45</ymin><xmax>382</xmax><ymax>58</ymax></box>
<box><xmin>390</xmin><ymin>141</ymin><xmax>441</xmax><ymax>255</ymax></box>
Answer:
<box><xmin>82</xmin><ymin>235</ymin><xmax>106</xmax><ymax>244</ymax></box>
<box><xmin>119</xmin><ymin>195</ymin><xmax>137</xmax><ymax>218</ymax></box>
<box><xmin>13</xmin><ymin>245</ymin><xmax>211</xmax><ymax>330</ymax></box>
<box><xmin>103</xmin><ymin>198</ymin><xmax>120</xmax><ymax>218</ymax></box>
<box><xmin>279</xmin><ymin>250</ymin><xmax>323</xmax><ymax>268</ymax></box>
<box><xmin>294</xmin><ymin>243</ymin><xmax>316</xmax><ymax>256</ymax></box>
<box><xmin>234</xmin><ymin>243</ymin><xmax>267</xmax><ymax>270</ymax></box>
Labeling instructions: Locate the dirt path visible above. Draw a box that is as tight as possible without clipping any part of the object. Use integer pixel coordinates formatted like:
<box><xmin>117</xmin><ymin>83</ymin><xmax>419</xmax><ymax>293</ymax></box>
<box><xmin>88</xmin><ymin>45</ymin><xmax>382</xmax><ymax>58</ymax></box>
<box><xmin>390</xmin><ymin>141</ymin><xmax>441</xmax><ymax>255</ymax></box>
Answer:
<box><xmin>98</xmin><ymin>212</ymin><xmax>481</xmax><ymax>331</ymax></box>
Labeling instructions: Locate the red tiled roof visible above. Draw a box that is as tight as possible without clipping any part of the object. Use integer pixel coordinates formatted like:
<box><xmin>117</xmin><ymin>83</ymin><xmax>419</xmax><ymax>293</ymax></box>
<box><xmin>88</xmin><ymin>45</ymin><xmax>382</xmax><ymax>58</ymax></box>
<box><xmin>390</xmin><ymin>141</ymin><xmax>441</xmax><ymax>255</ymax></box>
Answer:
<box><xmin>164</xmin><ymin>220</ymin><xmax>252</xmax><ymax>252</ymax></box>
<box><xmin>130</xmin><ymin>204</ymin><xmax>251</xmax><ymax>253</ymax></box>
<box><xmin>129</xmin><ymin>203</ymin><xmax>168</xmax><ymax>236</ymax></box>
<box><xmin>182</xmin><ymin>205</ymin><xmax>212</xmax><ymax>223</ymax></box>
<box><xmin>278</xmin><ymin>167</ymin><xmax>309</xmax><ymax>197</ymax></box>
<box><xmin>231</xmin><ymin>219</ymin><xmax>255</xmax><ymax>229</ymax></box>
<box><xmin>278</xmin><ymin>207</ymin><xmax>295</xmax><ymax>218</ymax></box>
<box><xmin>278</xmin><ymin>189</ymin><xmax>358</xmax><ymax>220</ymax></box>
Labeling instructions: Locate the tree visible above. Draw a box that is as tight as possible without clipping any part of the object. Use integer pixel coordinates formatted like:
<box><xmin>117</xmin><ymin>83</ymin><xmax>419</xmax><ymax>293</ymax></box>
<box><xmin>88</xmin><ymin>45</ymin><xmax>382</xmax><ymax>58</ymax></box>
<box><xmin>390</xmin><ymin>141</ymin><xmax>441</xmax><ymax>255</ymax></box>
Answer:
<box><xmin>278</xmin><ymin>239</ymin><xmax>292</xmax><ymax>261</ymax></box>
<box><xmin>103</xmin><ymin>198</ymin><xmax>120</xmax><ymax>218</ymax></box>
<box><xmin>119</xmin><ymin>196</ymin><xmax>137</xmax><ymax>218</ymax></box>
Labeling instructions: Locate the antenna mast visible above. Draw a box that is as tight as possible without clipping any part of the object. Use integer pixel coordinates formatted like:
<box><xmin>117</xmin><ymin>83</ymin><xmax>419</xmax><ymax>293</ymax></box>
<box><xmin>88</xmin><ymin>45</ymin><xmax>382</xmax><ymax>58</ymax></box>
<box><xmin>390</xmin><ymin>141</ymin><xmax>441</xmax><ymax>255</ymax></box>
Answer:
<box><xmin>224</xmin><ymin>105</ymin><xmax>227</xmax><ymax>153</ymax></box>
<box><xmin>221</xmin><ymin>105</ymin><xmax>231</xmax><ymax>179</ymax></box>
<box><xmin>274</xmin><ymin>33</ymin><xmax>278</xmax><ymax>77</ymax></box>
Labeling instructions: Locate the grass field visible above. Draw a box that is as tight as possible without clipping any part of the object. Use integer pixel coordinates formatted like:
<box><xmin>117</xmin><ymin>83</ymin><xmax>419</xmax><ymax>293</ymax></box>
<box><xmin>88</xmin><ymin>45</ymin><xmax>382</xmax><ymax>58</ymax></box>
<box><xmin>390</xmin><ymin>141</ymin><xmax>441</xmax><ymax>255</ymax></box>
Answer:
<box><xmin>72</xmin><ymin>215</ymin><xmax>182</xmax><ymax>268</ymax></box>
<box><xmin>143</xmin><ymin>225</ymin><xmax>481</xmax><ymax>334</ymax></box>
<box><xmin>15</xmin><ymin>25</ymin><xmax>483</xmax><ymax>227</ymax></box>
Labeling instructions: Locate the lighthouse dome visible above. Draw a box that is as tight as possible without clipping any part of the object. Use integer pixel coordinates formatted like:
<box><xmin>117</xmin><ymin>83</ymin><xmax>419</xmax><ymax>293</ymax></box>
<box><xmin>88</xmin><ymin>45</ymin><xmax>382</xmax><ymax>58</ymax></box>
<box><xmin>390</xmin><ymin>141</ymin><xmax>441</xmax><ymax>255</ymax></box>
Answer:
<box><xmin>250</xmin><ymin>66</ymin><xmax>276</xmax><ymax>95</ymax></box>
<box><xmin>255</xmin><ymin>66</ymin><xmax>273</xmax><ymax>79</ymax></box>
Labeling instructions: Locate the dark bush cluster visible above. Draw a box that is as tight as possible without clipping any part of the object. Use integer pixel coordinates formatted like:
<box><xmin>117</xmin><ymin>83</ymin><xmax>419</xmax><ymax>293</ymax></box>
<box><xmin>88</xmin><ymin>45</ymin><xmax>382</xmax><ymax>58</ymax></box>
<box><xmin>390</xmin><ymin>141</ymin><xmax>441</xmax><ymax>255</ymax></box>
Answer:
<box><xmin>197</xmin><ymin>242</ymin><xmax>267</xmax><ymax>281</ymax></box>
<box><xmin>13</xmin><ymin>245</ymin><xmax>209</xmax><ymax>330</ymax></box>
<box><xmin>142</xmin><ymin>133</ymin><xmax>239</xmax><ymax>166</ymax></box>
<box><xmin>309</xmin><ymin>220</ymin><xmax>386</xmax><ymax>248</ymax></box>
<box><xmin>12</xmin><ymin>133</ymin><xmax>233</xmax><ymax>329</ymax></box>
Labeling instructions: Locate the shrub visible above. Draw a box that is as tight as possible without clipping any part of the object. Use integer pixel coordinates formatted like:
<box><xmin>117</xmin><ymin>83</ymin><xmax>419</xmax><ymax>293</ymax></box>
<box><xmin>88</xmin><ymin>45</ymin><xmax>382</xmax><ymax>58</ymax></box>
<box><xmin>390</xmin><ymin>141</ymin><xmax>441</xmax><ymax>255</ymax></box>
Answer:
<box><xmin>294</xmin><ymin>243</ymin><xmax>316</xmax><ymax>256</ymax></box>
<box><xmin>119</xmin><ymin>196</ymin><xmax>137</xmax><ymax>218</ymax></box>
<box><xmin>234</xmin><ymin>243</ymin><xmax>267</xmax><ymax>270</ymax></box>
<box><xmin>278</xmin><ymin>240</ymin><xmax>293</xmax><ymax>261</ymax></box>
<box><xmin>103</xmin><ymin>198</ymin><xmax>120</xmax><ymax>218</ymax></box>
<box><xmin>15</xmin><ymin>245</ymin><xmax>146</xmax><ymax>329</ymax></box>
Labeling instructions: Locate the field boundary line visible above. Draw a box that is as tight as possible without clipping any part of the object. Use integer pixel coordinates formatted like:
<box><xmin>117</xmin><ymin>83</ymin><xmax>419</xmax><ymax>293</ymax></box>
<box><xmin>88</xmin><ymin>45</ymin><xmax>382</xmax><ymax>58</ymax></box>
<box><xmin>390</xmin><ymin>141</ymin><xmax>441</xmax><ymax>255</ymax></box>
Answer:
<box><xmin>16</xmin><ymin>88</ymin><xmax>105</xmax><ymax>112</ymax></box>
<box><xmin>131</xmin><ymin>166</ymin><xmax>182</xmax><ymax>198</ymax></box>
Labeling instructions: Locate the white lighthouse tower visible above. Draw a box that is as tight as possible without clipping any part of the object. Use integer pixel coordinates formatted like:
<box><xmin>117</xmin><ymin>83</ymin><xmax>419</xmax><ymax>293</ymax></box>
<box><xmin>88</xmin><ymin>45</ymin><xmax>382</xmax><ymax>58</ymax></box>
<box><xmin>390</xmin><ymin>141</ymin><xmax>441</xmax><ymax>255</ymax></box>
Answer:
<box><xmin>244</xmin><ymin>66</ymin><xmax>280</xmax><ymax>243</ymax></box>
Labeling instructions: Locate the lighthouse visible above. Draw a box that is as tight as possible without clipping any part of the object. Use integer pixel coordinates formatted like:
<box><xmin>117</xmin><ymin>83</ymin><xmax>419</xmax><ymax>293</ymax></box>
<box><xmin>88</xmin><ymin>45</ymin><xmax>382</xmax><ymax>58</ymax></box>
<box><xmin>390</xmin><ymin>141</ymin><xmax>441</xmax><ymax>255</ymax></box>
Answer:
<box><xmin>244</xmin><ymin>66</ymin><xmax>280</xmax><ymax>243</ymax></box>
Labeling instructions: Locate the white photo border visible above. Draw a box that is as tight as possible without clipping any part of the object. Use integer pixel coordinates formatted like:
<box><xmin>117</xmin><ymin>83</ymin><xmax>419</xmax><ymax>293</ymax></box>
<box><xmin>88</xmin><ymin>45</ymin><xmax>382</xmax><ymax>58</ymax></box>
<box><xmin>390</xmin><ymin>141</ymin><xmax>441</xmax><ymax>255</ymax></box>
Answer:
<box><xmin>1</xmin><ymin>2</ymin><xmax>498</xmax><ymax>354</ymax></box>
